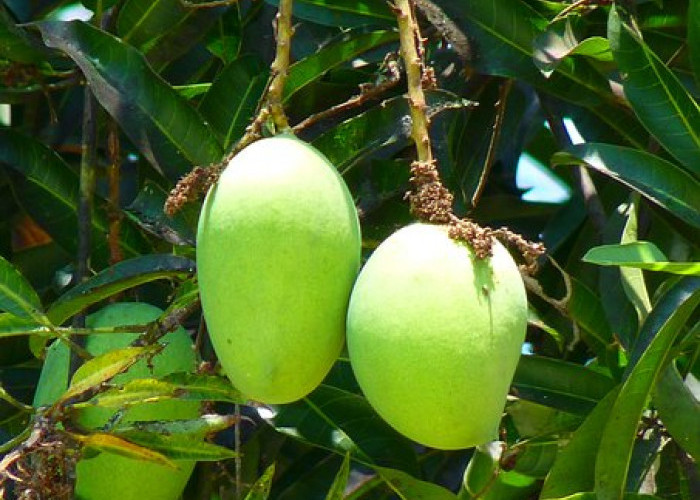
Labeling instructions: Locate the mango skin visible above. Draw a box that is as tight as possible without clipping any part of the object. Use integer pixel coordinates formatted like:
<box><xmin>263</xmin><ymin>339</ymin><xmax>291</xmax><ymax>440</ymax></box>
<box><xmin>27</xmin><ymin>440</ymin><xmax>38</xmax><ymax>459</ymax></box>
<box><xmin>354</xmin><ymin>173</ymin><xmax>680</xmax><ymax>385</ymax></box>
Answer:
<box><xmin>35</xmin><ymin>303</ymin><xmax>198</xmax><ymax>500</ymax></box>
<box><xmin>346</xmin><ymin>223</ymin><xmax>527</xmax><ymax>450</ymax></box>
<box><xmin>197</xmin><ymin>135</ymin><xmax>361</xmax><ymax>404</ymax></box>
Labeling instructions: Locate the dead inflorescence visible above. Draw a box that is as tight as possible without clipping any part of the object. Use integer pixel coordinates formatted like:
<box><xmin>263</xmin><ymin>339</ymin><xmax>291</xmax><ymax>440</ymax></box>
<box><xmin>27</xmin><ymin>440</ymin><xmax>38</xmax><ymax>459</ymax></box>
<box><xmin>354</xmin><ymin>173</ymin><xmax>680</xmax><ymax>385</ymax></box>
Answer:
<box><xmin>164</xmin><ymin>165</ymin><xmax>223</xmax><ymax>216</ymax></box>
<box><xmin>0</xmin><ymin>419</ymin><xmax>79</xmax><ymax>500</ymax></box>
<box><xmin>406</xmin><ymin>160</ymin><xmax>453</xmax><ymax>223</ymax></box>
<box><xmin>407</xmin><ymin>156</ymin><xmax>545</xmax><ymax>272</ymax></box>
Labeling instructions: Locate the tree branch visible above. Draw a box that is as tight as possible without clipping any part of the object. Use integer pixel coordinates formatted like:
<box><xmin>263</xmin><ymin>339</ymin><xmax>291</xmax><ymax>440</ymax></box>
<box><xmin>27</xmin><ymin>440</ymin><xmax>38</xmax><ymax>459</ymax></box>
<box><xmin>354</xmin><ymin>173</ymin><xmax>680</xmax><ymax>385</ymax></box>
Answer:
<box><xmin>267</xmin><ymin>0</ymin><xmax>293</xmax><ymax>132</ymax></box>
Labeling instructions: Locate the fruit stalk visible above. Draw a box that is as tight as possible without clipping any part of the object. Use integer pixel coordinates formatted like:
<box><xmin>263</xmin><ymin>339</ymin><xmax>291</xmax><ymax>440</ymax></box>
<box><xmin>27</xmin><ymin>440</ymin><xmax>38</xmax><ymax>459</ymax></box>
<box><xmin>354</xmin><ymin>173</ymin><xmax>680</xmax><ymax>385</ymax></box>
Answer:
<box><xmin>394</xmin><ymin>0</ymin><xmax>454</xmax><ymax>224</ymax></box>
<box><xmin>395</xmin><ymin>0</ymin><xmax>432</xmax><ymax>166</ymax></box>
<box><xmin>266</xmin><ymin>0</ymin><xmax>293</xmax><ymax>131</ymax></box>
<box><xmin>164</xmin><ymin>0</ymin><xmax>296</xmax><ymax>215</ymax></box>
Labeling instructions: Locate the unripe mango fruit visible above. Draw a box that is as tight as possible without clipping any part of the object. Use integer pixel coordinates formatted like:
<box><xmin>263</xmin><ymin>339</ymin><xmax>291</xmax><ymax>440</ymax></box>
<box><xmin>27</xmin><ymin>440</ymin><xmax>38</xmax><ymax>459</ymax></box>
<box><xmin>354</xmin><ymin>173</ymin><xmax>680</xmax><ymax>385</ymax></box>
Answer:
<box><xmin>346</xmin><ymin>223</ymin><xmax>527</xmax><ymax>450</ymax></box>
<box><xmin>34</xmin><ymin>302</ymin><xmax>198</xmax><ymax>500</ymax></box>
<box><xmin>197</xmin><ymin>135</ymin><xmax>361</xmax><ymax>404</ymax></box>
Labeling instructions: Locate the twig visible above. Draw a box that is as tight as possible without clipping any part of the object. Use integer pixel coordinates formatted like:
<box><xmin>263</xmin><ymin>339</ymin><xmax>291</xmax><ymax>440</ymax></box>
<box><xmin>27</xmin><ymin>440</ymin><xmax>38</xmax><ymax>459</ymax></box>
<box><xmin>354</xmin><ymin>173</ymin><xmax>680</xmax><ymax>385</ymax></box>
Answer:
<box><xmin>234</xmin><ymin>404</ymin><xmax>242</xmax><ymax>500</ymax></box>
<box><xmin>471</xmin><ymin>79</ymin><xmax>512</xmax><ymax>208</ymax></box>
<box><xmin>107</xmin><ymin>119</ymin><xmax>123</xmax><ymax>266</ymax></box>
<box><xmin>69</xmin><ymin>84</ymin><xmax>99</xmax><ymax>369</ymax></box>
<box><xmin>180</xmin><ymin>0</ymin><xmax>240</xmax><ymax>8</ymax></box>
<box><xmin>138</xmin><ymin>298</ymin><xmax>202</xmax><ymax>346</ymax></box>
<box><xmin>551</xmin><ymin>0</ymin><xmax>612</xmax><ymax>24</ymax></box>
<box><xmin>395</xmin><ymin>0</ymin><xmax>433</xmax><ymax>165</ymax></box>
<box><xmin>293</xmin><ymin>53</ymin><xmax>401</xmax><ymax>133</ymax></box>
<box><xmin>76</xmin><ymin>88</ymin><xmax>97</xmax><ymax>287</ymax></box>
<box><xmin>394</xmin><ymin>0</ymin><xmax>545</xmax><ymax>269</ymax></box>
<box><xmin>394</xmin><ymin>0</ymin><xmax>454</xmax><ymax>224</ymax></box>
<box><xmin>0</xmin><ymin>385</ymin><xmax>33</xmax><ymax>413</ymax></box>
<box><xmin>266</xmin><ymin>0</ymin><xmax>294</xmax><ymax>132</ymax></box>
<box><xmin>164</xmin><ymin>0</ymin><xmax>296</xmax><ymax>216</ymax></box>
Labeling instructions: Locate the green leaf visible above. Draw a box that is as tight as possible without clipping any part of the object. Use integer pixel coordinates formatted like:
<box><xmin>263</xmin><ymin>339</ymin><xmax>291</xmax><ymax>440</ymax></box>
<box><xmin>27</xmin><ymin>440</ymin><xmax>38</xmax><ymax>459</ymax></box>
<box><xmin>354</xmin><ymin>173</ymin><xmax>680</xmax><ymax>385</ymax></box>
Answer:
<box><xmin>548</xmin><ymin>494</ymin><xmax>662</xmax><ymax>500</ymax></box>
<box><xmin>540</xmin><ymin>387</ymin><xmax>620</xmax><ymax>499</ymax></box>
<box><xmin>125</xmin><ymin>182</ymin><xmax>198</xmax><ymax>246</ymax></box>
<box><xmin>584</xmin><ymin>242</ymin><xmax>700</xmax><ymax>276</ymax></box>
<box><xmin>312</xmin><ymin>90</ymin><xmax>468</xmax><ymax>173</ymax></box>
<box><xmin>0</xmin><ymin>128</ymin><xmax>150</xmax><ymax>262</ymax></box>
<box><xmin>117</xmin><ymin>0</ymin><xmax>226</xmax><ymax>70</ymax></box>
<box><xmin>0</xmin><ymin>254</ymin><xmax>42</xmax><ymax>321</ymax></box>
<box><xmin>33</xmin><ymin>339</ymin><xmax>70</xmax><ymax>407</ymax></box>
<box><xmin>116</xmin><ymin>414</ymin><xmax>239</xmax><ymax>439</ymax></box>
<box><xmin>37</xmin><ymin>20</ymin><xmax>223</xmax><ymax>182</ymax></box>
<box><xmin>653</xmin><ymin>364</ymin><xmax>700</xmax><ymax>460</ymax></box>
<box><xmin>0</xmin><ymin>5</ymin><xmax>49</xmax><ymax>63</ymax></box>
<box><xmin>441</xmin><ymin>0</ymin><xmax>648</xmax><ymax>150</ymax></box>
<box><xmin>568</xmin><ymin>276</ymin><xmax>614</xmax><ymax>351</ymax></box>
<box><xmin>324</xmin><ymin>453</ymin><xmax>350</xmax><ymax>500</ymax></box>
<box><xmin>284</xmin><ymin>29</ymin><xmax>399</xmax><ymax>100</ymax></box>
<box><xmin>199</xmin><ymin>55</ymin><xmax>267</xmax><ymax>150</ymax></box>
<box><xmin>462</xmin><ymin>442</ymin><xmax>501</xmax><ymax>498</ymax></box>
<box><xmin>376</xmin><ymin>467</ymin><xmax>457</xmax><ymax>500</ymax></box>
<box><xmin>62</xmin><ymin>345</ymin><xmax>161</xmax><ymax>402</ymax></box>
<box><xmin>618</xmin><ymin>196</ymin><xmax>652</xmax><ymax>323</ymax></box>
<box><xmin>267</xmin><ymin>384</ymin><xmax>419</xmax><ymax>475</ymax></box>
<box><xmin>47</xmin><ymin>254</ymin><xmax>195</xmax><ymax>325</ymax></box>
<box><xmin>510</xmin><ymin>439</ymin><xmax>559</xmax><ymax>479</ymax></box>
<box><xmin>513</xmin><ymin>356</ymin><xmax>616</xmax><ymax>415</ymax></box>
<box><xmin>553</xmin><ymin>143</ymin><xmax>700</xmax><ymax>229</ymax></box>
<box><xmin>690</xmin><ymin>0</ymin><xmax>700</xmax><ymax>87</ymax></box>
<box><xmin>608</xmin><ymin>7</ymin><xmax>700</xmax><ymax>174</ymax></box>
<box><xmin>533</xmin><ymin>19</ymin><xmax>613</xmax><ymax>76</ymax></box>
<box><xmin>595</xmin><ymin>277</ymin><xmax>700</xmax><ymax>500</ymax></box>
<box><xmin>112</xmin><ymin>429</ymin><xmax>236</xmax><ymax>461</ymax></box>
<box><xmin>629</xmin><ymin>277</ymin><xmax>700</xmax><ymax>373</ymax></box>
<box><xmin>244</xmin><ymin>463</ymin><xmax>275</xmax><ymax>500</ymax></box>
<box><xmin>75</xmin><ymin>373</ymin><xmax>246</xmax><ymax>409</ymax></box>
<box><xmin>265</xmin><ymin>0</ymin><xmax>394</xmax><ymax>27</ymax></box>
<box><xmin>77</xmin><ymin>432</ymin><xmax>177</xmax><ymax>469</ymax></box>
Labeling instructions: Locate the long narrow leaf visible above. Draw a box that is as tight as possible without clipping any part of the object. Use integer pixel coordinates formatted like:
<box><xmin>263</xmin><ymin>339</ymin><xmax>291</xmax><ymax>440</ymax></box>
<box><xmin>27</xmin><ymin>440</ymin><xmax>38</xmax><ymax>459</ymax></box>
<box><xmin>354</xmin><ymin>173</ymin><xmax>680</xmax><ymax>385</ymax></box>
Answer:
<box><xmin>540</xmin><ymin>388</ymin><xmax>620</xmax><ymax>498</ymax></box>
<box><xmin>0</xmin><ymin>129</ymin><xmax>150</xmax><ymax>262</ymax></box>
<box><xmin>244</xmin><ymin>463</ymin><xmax>275</xmax><ymax>500</ymax></box>
<box><xmin>609</xmin><ymin>6</ymin><xmax>700</xmax><ymax>174</ymax></box>
<box><xmin>265</xmin><ymin>0</ymin><xmax>393</xmax><ymax>27</ymax></box>
<box><xmin>0</xmin><ymin>255</ymin><xmax>42</xmax><ymax>321</ymax></box>
<box><xmin>583</xmin><ymin>242</ymin><xmax>700</xmax><ymax>276</ymax></box>
<box><xmin>284</xmin><ymin>29</ymin><xmax>399</xmax><ymax>100</ymax></box>
<box><xmin>595</xmin><ymin>277</ymin><xmax>700</xmax><ymax>500</ymax></box>
<box><xmin>76</xmin><ymin>432</ymin><xmax>177</xmax><ymax>468</ymax></box>
<box><xmin>267</xmin><ymin>384</ymin><xmax>419</xmax><ymax>475</ymax></box>
<box><xmin>61</xmin><ymin>346</ymin><xmax>159</xmax><ymax>402</ymax></box>
<box><xmin>38</xmin><ymin>20</ymin><xmax>223</xmax><ymax>182</ymax></box>
<box><xmin>552</xmin><ymin>143</ymin><xmax>700</xmax><ymax>229</ymax></box>
<box><xmin>438</xmin><ymin>0</ymin><xmax>648</xmax><ymax>149</ymax></box>
<box><xmin>0</xmin><ymin>5</ymin><xmax>49</xmax><ymax>63</ymax></box>
<box><xmin>513</xmin><ymin>356</ymin><xmax>616</xmax><ymax>415</ymax></box>
<box><xmin>47</xmin><ymin>254</ymin><xmax>195</xmax><ymax>325</ymax></box>
<box><xmin>376</xmin><ymin>467</ymin><xmax>457</xmax><ymax>500</ymax></box>
<box><xmin>653</xmin><ymin>365</ymin><xmax>700</xmax><ymax>460</ymax></box>
<box><xmin>199</xmin><ymin>55</ymin><xmax>267</xmax><ymax>150</ymax></box>
<box><xmin>690</xmin><ymin>0</ymin><xmax>700</xmax><ymax>87</ymax></box>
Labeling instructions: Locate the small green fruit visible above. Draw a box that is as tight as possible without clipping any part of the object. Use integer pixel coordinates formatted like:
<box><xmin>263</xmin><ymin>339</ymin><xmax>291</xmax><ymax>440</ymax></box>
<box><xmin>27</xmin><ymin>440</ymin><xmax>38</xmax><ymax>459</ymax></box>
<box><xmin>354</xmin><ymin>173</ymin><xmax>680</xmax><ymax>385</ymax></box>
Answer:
<box><xmin>346</xmin><ymin>223</ymin><xmax>527</xmax><ymax>450</ymax></box>
<box><xmin>197</xmin><ymin>135</ymin><xmax>361</xmax><ymax>404</ymax></box>
<box><xmin>35</xmin><ymin>302</ymin><xmax>198</xmax><ymax>500</ymax></box>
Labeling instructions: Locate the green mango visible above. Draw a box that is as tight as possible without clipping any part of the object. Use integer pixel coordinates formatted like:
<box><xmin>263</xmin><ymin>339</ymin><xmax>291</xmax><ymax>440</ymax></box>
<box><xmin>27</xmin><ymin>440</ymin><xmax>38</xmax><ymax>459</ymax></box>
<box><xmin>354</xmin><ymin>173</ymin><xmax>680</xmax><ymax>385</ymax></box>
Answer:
<box><xmin>197</xmin><ymin>135</ymin><xmax>361</xmax><ymax>404</ymax></box>
<box><xmin>34</xmin><ymin>302</ymin><xmax>198</xmax><ymax>500</ymax></box>
<box><xmin>347</xmin><ymin>223</ymin><xmax>527</xmax><ymax>449</ymax></box>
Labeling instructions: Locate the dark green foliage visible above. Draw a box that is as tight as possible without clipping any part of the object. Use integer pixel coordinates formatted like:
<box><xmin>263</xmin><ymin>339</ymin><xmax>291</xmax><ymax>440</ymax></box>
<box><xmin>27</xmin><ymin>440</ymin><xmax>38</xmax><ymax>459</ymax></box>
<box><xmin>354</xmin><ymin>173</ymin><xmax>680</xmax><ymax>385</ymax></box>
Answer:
<box><xmin>0</xmin><ymin>0</ymin><xmax>698</xmax><ymax>498</ymax></box>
